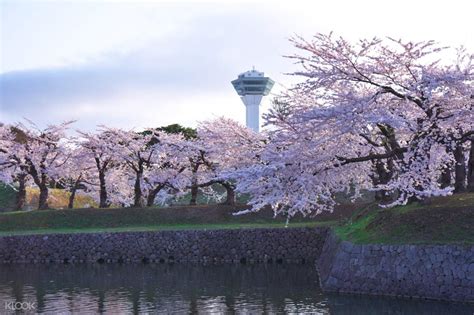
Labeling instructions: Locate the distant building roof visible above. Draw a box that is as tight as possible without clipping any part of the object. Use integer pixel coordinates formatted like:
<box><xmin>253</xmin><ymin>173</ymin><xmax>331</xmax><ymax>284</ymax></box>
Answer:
<box><xmin>231</xmin><ymin>69</ymin><xmax>274</xmax><ymax>96</ymax></box>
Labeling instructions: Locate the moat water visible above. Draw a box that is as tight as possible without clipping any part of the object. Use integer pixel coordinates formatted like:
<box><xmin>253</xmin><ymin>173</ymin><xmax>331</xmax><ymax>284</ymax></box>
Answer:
<box><xmin>0</xmin><ymin>264</ymin><xmax>472</xmax><ymax>314</ymax></box>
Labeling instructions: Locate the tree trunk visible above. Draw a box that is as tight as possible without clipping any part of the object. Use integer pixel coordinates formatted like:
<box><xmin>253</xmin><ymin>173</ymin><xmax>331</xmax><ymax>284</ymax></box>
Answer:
<box><xmin>146</xmin><ymin>185</ymin><xmax>163</xmax><ymax>207</ymax></box>
<box><xmin>439</xmin><ymin>166</ymin><xmax>452</xmax><ymax>189</ymax></box>
<box><xmin>98</xmin><ymin>170</ymin><xmax>109</xmax><ymax>208</ymax></box>
<box><xmin>133</xmin><ymin>164</ymin><xmax>144</xmax><ymax>208</ymax></box>
<box><xmin>189</xmin><ymin>164</ymin><xmax>199</xmax><ymax>206</ymax></box>
<box><xmin>467</xmin><ymin>139</ymin><xmax>474</xmax><ymax>192</ymax></box>
<box><xmin>189</xmin><ymin>185</ymin><xmax>198</xmax><ymax>205</ymax></box>
<box><xmin>68</xmin><ymin>175</ymin><xmax>83</xmax><ymax>209</ymax></box>
<box><xmin>15</xmin><ymin>173</ymin><xmax>27</xmax><ymax>210</ymax></box>
<box><xmin>68</xmin><ymin>187</ymin><xmax>77</xmax><ymax>209</ymax></box>
<box><xmin>454</xmin><ymin>143</ymin><xmax>466</xmax><ymax>193</ymax></box>
<box><xmin>146</xmin><ymin>192</ymin><xmax>156</xmax><ymax>207</ymax></box>
<box><xmin>438</xmin><ymin>136</ymin><xmax>454</xmax><ymax>189</ymax></box>
<box><xmin>372</xmin><ymin>159</ymin><xmax>393</xmax><ymax>202</ymax></box>
<box><xmin>68</xmin><ymin>180</ymin><xmax>80</xmax><ymax>209</ymax></box>
<box><xmin>38</xmin><ymin>183</ymin><xmax>49</xmax><ymax>210</ymax></box>
<box><xmin>220</xmin><ymin>182</ymin><xmax>236</xmax><ymax>205</ymax></box>
<box><xmin>26</xmin><ymin>162</ymin><xmax>49</xmax><ymax>210</ymax></box>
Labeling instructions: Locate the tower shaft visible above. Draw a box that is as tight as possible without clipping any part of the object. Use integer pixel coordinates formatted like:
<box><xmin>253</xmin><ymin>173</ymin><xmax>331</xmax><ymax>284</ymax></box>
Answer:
<box><xmin>241</xmin><ymin>95</ymin><xmax>263</xmax><ymax>132</ymax></box>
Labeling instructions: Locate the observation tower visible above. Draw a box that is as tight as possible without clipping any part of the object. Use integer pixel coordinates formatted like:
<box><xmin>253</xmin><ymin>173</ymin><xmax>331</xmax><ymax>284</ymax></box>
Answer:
<box><xmin>231</xmin><ymin>68</ymin><xmax>274</xmax><ymax>132</ymax></box>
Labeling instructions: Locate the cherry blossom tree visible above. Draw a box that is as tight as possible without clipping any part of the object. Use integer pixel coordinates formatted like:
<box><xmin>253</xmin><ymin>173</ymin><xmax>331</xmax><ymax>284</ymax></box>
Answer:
<box><xmin>229</xmin><ymin>33</ymin><xmax>473</xmax><ymax>217</ymax></box>
<box><xmin>97</xmin><ymin>127</ymin><xmax>156</xmax><ymax>207</ymax></box>
<box><xmin>140</xmin><ymin>131</ymin><xmax>190</xmax><ymax>207</ymax></box>
<box><xmin>0</xmin><ymin>125</ymin><xmax>31</xmax><ymax>210</ymax></box>
<box><xmin>59</xmin><ymin>146</ymin><xmax>97</xmax><ymax>209</ymax></box>
<box><xmin>195</xmin><ymin>117</ymin><xmax>265</xmax><ymax>205</ymax></box>
<box><xmin>77</xmin><ymin>128</ymin><xmax>121</xmax><ymax>208</ymax></box>
<box><xmin>288</xmin><ymin>34</ymin><xmax>472</xmax><ymax>201</ymax></box>
<box><xmin>156</xmin><ymin>124</ymin><xmax>206</xmax><ymax>205</ymax></box>
<box><xmin>0</xmin><ymin>121</ymin><xmax>73</xmax><ymax>210</ymax></box>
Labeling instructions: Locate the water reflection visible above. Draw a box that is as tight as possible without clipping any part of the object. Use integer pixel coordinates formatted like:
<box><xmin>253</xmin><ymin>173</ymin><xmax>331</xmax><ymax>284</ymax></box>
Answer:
<box><xmin>0</xmin><ymin>264</ymin><xmax>472</xmax><ymax>314</ymax></box>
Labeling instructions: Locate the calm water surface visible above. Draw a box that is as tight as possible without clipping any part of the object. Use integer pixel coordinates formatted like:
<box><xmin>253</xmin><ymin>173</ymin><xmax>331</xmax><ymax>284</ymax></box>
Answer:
<box><xmin>0</xmin><ymin>264</ymin><xmax>472</xmax><ymax>314</ymax></box>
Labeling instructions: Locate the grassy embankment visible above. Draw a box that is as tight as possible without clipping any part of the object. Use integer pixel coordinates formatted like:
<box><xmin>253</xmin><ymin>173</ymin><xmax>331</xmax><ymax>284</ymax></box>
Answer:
<box><xmin>0</xmin><ymin>182</ymin><xmax>472</xmax><ymax>244</ymax></box>
<box><xmin>0</xmin><ymin>205</ymin><xmax>340</xmax><ymax>236</ymax></box>
<box><xmin>335</xmin><ymin>193</ymin><xmax>474</xmax><ymax>245</ymax></box>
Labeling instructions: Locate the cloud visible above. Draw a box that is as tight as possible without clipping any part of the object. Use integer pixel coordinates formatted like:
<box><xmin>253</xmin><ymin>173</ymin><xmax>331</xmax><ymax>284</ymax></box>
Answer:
<box><xmin>5</xmin><ymin>0</ymin><xmax>471</xmax><ymax>131</ymax></box>
<box><xmin>0</xmin><ymin>5</ymin><xmax>294</xmax><ymax>130</ymax></box>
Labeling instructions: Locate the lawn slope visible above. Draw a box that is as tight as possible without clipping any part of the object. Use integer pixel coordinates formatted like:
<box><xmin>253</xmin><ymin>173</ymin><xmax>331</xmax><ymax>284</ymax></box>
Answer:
<box><xmin>0</xmin><ymin>204</ymin><xmax>354</xmax><ymax>236</ymax></box>
<box><xmin>1</xmin><ymin>193</ymin><xmax>472</xmax><ymax>244</ymax></box>
<box><xmin>336</xmin><ymin>193</ymin><xmax>474</xmax><ymax>245</ymax></box>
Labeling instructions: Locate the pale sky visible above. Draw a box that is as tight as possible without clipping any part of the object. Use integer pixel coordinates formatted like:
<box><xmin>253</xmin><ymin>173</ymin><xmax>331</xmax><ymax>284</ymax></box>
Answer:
<box><xmin>1</xmin><ymin>0</ymin><xmax>473</xmax><ymax>130</ymax></box>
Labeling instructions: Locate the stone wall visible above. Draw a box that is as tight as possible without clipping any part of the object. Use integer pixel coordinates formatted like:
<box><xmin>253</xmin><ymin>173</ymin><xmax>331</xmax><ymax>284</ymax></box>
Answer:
<box><xmin>317</xmin><ymin>231</ymin><xmax>474</xmax><ymax>303</ymax></box>
<box><xmin>3</xmin><ymin>226</ymin><xmax>473</xmax><ymax>302</ymax></box>
<box><xmin>0</xmin><ymin>227</ymin><xmax>329</xmax><ymax>264</ymax></box>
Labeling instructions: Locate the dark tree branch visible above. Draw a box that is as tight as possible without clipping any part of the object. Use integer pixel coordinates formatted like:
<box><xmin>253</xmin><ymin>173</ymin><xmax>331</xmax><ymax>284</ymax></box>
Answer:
<box><xmin>336</xmin><ymin>147</ymin><xmax>407</xmax><ymax>165</ymax></box>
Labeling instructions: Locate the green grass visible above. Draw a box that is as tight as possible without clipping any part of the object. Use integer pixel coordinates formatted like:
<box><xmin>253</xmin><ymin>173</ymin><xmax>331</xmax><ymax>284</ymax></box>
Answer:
<box><xmin>0</xmin><ymin>221</ymin><xmax>334</xmax><ymax>237</ymax></box>
<box><xmin>334</xmin><ymin>205</ymin><xmax>377</xmax><ymax>243</ymax></box>
<box><xmin>0</xmin><ymin>204</ymin><xmax>338</xmax><ymax>236</ymax></box>
<box><xmin>335</xmin><ymin>193</ymin><xmax>474</xmax><ymax>245</ymax></box>
<box><xmin>2</xmin><ymin>192</ymin><xmax>472</xmax><ymax>244</ymax></box>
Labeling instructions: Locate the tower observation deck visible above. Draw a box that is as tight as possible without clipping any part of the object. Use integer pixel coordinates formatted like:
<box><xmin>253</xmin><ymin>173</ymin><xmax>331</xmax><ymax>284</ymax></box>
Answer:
<box><xmin>231</xmin><ymin>69</ymin><xmax>274</xmax><ymax>132</ymax></box>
